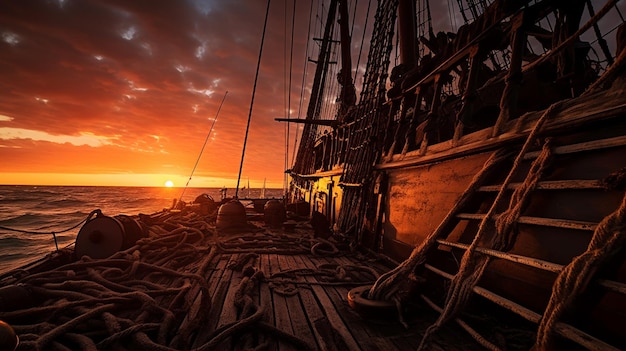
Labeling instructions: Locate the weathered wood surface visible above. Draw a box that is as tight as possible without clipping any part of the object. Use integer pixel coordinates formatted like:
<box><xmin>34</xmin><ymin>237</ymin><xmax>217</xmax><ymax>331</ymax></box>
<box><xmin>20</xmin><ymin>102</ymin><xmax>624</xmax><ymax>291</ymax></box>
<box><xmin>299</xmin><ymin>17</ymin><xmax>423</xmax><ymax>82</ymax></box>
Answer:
<box><xmin>384</xmin><ymin>152</ymin><xmax>492</xmax><ymax>246</ymax></box>
<box><xmin>186</xmin><ymin>227</ymin><xmax>485</xmax><ymax>351</ymax></box>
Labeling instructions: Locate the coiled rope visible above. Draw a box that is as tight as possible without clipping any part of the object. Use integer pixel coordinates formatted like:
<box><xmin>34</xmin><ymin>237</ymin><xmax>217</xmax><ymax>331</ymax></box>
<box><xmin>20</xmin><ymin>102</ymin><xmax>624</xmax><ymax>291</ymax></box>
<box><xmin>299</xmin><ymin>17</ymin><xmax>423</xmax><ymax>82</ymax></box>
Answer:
<box><xmin>1</xmin><ymin>204</ymin><xmax>371</xmax><ymax>350</ymax></box>
<box><xmin>2</xmin><ymin>210</ymin><xmax>215</xmax><ymax>351</ymax></box>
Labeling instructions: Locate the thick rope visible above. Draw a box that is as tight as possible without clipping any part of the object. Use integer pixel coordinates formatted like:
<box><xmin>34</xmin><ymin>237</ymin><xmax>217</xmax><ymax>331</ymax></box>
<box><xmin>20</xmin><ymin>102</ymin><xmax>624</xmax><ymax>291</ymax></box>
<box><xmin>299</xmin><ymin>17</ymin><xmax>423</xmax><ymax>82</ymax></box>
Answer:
<box><xmin>0</xmin><ymin>210</ymin><xmax>218</xmax><ymax>351</ymax></box>
<box><xmin>494</xmin><ymin>139</ymin><xmax>553</xmax><ymax>251</ymax></box>
<box><xmin>268</xmin><ymin>263</ymin><xmax>379</xmax><ymax>296</ymax></box>
<box><xmin>533</xmin><ymin>189</ymin><xmax>626</xmax><ymax>349</ymax></box>
<box><xmin>368</xmin><ymin>148</ymin><xmax>512</xmax><ymax>300</ymax></box>
<box><xmin>2</xmin><ymin>199</ymin><xmax>384</xmax><ymax>349</ymax></box>
<box><xmin>418</xmin><ymin>105</ymin><xmax>557</xmax><ymax>350</ymax></box>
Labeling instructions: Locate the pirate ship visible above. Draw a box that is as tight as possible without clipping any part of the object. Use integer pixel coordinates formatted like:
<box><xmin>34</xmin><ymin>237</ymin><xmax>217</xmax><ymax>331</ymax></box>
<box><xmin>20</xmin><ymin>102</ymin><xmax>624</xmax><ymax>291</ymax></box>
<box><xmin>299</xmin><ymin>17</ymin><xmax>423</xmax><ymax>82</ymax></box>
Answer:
<box><xmin>1</xmin><ymin>0</ymin><xmax>625</xmax><ymax>350</ymax></box>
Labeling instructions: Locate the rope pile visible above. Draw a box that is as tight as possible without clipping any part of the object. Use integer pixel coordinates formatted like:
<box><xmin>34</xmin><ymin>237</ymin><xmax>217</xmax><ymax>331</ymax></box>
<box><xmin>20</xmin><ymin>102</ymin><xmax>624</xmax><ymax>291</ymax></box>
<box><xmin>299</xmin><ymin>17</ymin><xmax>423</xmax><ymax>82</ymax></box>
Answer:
<box><xmin>217</xmin><ymin>231</ymin><xmax>340</xmax><ymax>256</ymax></box>
<box><xmin>0</xmin><ymin>206</ymin><xmax>376</xmax><ymax>350</ymax></box>
<box><xmin>1</xmin><ymin>210</ymin><xmax>216</xmax><ymax>351</ymax></box>
<box><xmin>268</xmin><ymin>263</ymin><xmax>380</xmax><ymax>296</ymax></box>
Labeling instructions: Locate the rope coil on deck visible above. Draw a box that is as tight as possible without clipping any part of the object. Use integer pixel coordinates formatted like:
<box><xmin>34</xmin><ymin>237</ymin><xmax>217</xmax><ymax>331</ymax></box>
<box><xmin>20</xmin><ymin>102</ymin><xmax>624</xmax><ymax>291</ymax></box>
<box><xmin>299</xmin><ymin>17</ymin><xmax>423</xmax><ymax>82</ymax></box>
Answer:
<box><xmin>1</xmin><ymin>210</ymin><xmax>217</xmax><ymax>351</ymax></box>
<box><xmin>1</xmin><ymin>204</ymin><xmax>384</xmax><ymax>350</ymax></box>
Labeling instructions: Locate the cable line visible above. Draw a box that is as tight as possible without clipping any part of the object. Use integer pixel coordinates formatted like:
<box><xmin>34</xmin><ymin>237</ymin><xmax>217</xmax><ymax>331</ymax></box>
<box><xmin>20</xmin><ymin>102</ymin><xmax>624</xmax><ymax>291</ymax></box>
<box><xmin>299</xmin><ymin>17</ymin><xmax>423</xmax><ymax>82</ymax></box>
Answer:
<box><xmin>179</xmin><ymin>90</ymin><xmax>228</xmax><ymax>202</ymax></box>
<box><xmin>236</xmin><ymin>0</ymin><xmax>272</xmax><ymax>198</ymax></box>
<box><xmin>0</xmin><ymin>209</ymin><xmax>101</xmax><ymax>251</ymax></box>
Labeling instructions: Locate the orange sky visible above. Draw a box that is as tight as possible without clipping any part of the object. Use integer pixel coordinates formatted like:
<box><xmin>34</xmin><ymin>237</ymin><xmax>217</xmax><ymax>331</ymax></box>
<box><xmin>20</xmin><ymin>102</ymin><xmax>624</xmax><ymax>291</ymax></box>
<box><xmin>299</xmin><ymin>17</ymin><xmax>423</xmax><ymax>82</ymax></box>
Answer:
<box><xmin>0</xmin><ymin>0</ymin><xmax>331</xmax><ymax>188</ymax></box>
<box><xmin>3</xmin><ymin>0</ymin><xmax>618</xmax><ymax>188</ymax></box>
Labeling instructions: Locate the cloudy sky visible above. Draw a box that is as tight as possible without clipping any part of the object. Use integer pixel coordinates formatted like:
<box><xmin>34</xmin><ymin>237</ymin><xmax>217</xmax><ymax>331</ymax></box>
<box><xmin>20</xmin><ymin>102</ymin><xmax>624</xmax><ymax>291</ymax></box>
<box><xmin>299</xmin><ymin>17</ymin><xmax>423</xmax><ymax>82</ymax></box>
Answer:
<box><xmin>0</xmin><ymin>0</ymin><xmax>621</xmax><ymax>188</ymax></box>
<box><xmin>0</xmin><ymin>0</ymin><xmax>333</xmax><ymax>188</ymax></box>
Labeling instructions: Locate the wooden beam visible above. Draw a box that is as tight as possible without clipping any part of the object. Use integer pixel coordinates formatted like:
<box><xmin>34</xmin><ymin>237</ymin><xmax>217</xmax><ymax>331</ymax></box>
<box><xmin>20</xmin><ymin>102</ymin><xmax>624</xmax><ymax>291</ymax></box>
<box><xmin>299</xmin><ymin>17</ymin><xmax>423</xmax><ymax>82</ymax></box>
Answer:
<box><xmin>436</xmin><ymin>239</ymin><xmax>562</xmax><ymax>272</ymax></box>
<box><xmin>275</xmin><ymin>118</ymin><xmax>337</xmax><ymax>127</ymax></box>
<box><xmin>524</xmin><ymin>135</ymin><xmax>626</xmax><ymax>159</ymax></box>
<box><xmin>338</xmin><ymin>182</ymin><xmax>362</xmax><ymax>188</ymax></box>
<box><xmin>435</xmin><ymin>240</ymin><xmax>626</xmax><ymax>294</ymax></box>
<box><xmin>377</xmin><ymin>104</ymin><xmax>626</xmax><ymax>171</ymax></box>
<box><xmin>456</xmin><ymin>213</ymin><xmax>597</xmax><ymax>231</ymax></box>
<box><xmin>478</xmin><ymin>179</ymin><xmax>604</xmax><ymax>192</ymax></box>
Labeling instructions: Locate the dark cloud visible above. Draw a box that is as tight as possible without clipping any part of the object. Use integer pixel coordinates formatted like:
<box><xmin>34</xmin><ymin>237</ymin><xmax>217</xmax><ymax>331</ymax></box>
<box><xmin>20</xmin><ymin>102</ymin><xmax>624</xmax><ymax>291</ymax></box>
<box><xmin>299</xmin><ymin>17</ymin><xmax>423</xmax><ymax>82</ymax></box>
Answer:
<box><xmin>2</xmin><ymin>0</ymin><xmax>619</xmax><ymax>187</ymax></box>
<box><xmin>0</xmin><ymin>0</ymin><xmax>376</xmax><ymax>187</ymax></box>
<box><xmin>0</xmin><ymin>0</ymin><xmax>308</xmax><ymax>186</ymax></box>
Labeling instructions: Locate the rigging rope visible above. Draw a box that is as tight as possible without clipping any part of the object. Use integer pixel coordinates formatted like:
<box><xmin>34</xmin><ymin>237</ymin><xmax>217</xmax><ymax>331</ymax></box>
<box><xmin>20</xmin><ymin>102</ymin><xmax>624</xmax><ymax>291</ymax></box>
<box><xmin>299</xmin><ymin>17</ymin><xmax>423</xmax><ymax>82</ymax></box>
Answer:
<box><xmin>285</xmin><ymin>0</ymin><xmax>297</xmax><ymax>196</ymax></box>
<box><xmin>0</xmin><ymin>209</ymin><xmax>102</xmax><ymax>252</ymax></box>
<box><xmin>0</xmin><ymin>210</ymin><xmax>100</xmax><ymax>236</ymax></box>
<box><xmin>179</xmin><ymin>91</ymin><xmax>228</xmax><ymax>202</ymax></box>
<box><xmin>353</xmin><ymin>0</ymin><xmax>372</xmax><ymax>84</ymax></box>
<box><xmin>350</xmin><ymin>0</ymin><xmax>359</xmax><ymax>37</ymax></box>
<box><xmin>236</xmin><ymin>0</ymin><xmax>271</xmax><ymax>198</ymax></box>
<box><xmin>292</xmin><ymin>0</ymin><xmax>316</xmax><ymax>168</ymax></box>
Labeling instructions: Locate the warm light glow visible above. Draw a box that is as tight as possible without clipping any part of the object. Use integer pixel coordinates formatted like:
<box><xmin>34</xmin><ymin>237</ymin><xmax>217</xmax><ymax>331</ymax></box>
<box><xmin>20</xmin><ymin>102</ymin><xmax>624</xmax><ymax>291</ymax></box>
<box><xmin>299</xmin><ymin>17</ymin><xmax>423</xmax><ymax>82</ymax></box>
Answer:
<box><xmin>164</xmin><ymin>180</ymin><xmax>174</xmax><ymax>187</ymax></box>
<box><xmin>0</xmin><ymin>172</ymin><xmax>284</xmax><ymax>188</ymax></box>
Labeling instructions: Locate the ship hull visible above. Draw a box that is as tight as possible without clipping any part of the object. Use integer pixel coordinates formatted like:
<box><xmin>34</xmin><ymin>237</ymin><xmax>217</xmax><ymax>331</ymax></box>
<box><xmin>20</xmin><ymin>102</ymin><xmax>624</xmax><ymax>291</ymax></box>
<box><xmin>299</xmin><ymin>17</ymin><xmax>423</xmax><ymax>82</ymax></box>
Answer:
<box><xmin>294</xmin><ymin>87</ymin><xmax>626</xmax><ymax>349</ymax></box>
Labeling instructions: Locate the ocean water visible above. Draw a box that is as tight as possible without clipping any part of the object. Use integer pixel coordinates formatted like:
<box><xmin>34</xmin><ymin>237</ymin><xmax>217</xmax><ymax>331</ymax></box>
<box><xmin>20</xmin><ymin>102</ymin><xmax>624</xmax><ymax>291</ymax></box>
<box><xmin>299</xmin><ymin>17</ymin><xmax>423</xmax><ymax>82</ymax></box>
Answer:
<box><xmin>0</xmin><ymin>185</ymin><xmax>283</xmax><ymax>274</ymax></box>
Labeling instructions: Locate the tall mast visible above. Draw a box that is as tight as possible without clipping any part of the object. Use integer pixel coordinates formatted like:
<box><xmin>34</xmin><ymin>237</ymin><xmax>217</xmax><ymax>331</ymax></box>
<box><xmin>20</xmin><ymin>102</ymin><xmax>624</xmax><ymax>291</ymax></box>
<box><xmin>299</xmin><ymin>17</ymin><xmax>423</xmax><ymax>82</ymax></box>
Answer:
<box><xmin>292</xmin><ymin>0</ymin><xmax>339</xmax><ymax>174</ymax></box>
<box><xmin>398</xmin><ymin>0</ymin><xmax>418</xmax><ymax>68</ymax></box>
<box><xmin>337</xmin><ymin>0</ymin><xmax>356</xmax><ymax>118</ymax></box>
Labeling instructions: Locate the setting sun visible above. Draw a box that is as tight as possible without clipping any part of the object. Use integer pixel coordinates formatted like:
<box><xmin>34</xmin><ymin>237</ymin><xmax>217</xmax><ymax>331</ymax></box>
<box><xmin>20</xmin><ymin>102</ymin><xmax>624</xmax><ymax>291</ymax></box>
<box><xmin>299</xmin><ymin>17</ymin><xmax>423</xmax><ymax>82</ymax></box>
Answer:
<box><xmin>164</xmin><ymin>180</ymin><xmax>174</xmax><ymax>187</ymax></box>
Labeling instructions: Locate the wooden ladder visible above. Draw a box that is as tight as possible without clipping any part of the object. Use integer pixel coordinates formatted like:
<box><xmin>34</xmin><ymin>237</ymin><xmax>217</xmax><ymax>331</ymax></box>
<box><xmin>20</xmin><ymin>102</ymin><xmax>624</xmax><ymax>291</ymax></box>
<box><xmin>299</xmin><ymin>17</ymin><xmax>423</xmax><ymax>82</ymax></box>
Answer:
<box><xmin>418</xmin><ymin>132</ymin><xmax>626</xmax><ymax>350</ymax></box>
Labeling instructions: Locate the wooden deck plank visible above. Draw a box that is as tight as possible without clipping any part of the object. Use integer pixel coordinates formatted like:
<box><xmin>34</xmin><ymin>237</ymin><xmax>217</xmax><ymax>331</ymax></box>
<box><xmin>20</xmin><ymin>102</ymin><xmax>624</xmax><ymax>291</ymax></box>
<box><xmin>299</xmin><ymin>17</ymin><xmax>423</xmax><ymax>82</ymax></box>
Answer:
<box><xmin>216</xmin><ymin>254</ymin><xmax>242</xmax><ymax>329</ymax></box>
<box><xmin>280</xmin><ymin>255</ymin><xmax>320</xmax><ymax>350</ymax></box>
<box><xmin>319</xmin><ymin>255</ymin><xmax>403</xmax><ymax>351</ymax></box>
<box><xmin>192</xmin><ymin>254</ymin><xmax>238</xmax><ymax>348</ymax></box>
<box><xmin>259</xmin><ymin>254</ymin><xmax>277</xmax><ymax>350</ymax></box>
<box><xmin>269</xmin><ymin>253</ymin><xmax>298</xmax><ymax>351</ymax></box>
<box><xmin>290</xmin><ymin>255</ymin><xmax>341</xmax><ymax>351</ymax></box>
<box><xmin>298</xmin><ymin>255</ymin><xmax>364</xmax><ymax>350</ymax></box>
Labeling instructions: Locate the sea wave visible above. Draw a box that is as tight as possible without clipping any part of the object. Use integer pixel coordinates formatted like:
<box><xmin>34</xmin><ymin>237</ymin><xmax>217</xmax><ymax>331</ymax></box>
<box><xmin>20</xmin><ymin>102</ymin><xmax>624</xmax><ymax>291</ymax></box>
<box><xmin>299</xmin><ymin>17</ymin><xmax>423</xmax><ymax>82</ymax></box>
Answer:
<box><xmin>0</xmin><ymin>185</ymin><xmax>284</xmax><ymax>274</ymax></box>
<box><xmin>39</xmin><ymin>198</ymin><xmax>88</xmax><ymax>208</ymax></box>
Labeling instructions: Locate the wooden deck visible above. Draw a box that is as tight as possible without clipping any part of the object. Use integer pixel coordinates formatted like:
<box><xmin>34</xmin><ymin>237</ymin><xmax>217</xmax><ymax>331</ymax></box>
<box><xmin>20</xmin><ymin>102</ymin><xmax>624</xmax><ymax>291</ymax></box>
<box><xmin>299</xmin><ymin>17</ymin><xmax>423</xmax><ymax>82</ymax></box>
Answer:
<box><xmin>0</xmin><ymin>212</ymin><xmax>485</xmax><ymax>351</ymax></box>
<box><xmin>182</xmin><ymin>227</ymin><xmax>483</xmax><ymax>351</ymax></box>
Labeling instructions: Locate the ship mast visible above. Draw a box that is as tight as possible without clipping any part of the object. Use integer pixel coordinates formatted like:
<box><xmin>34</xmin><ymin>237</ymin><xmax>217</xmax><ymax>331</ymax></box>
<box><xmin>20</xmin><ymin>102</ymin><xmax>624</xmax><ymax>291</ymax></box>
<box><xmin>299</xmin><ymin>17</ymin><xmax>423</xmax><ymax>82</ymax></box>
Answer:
<box><xmin>291</xmin><ymin>0</ymin><xmax>339</xmax><ymax>175</ymax></box>
<box><xmin>337</xmin><ymin>0</ymin><xmax>356</xmax><ymax>119</ymax></box>
<box><xmin>398</xmin><ymin>0</ymin><xmax>418</xmax><ymax>69</ymax></box>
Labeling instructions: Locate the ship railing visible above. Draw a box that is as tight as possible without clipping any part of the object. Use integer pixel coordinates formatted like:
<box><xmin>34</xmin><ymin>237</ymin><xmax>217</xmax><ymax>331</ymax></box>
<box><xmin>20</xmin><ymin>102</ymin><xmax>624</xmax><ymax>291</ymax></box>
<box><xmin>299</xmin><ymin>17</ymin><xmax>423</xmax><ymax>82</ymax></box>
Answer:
<box><xmin>383</xmin><ymin>0</ymin><xmax>624</xmax><ymax>163</ymax></box>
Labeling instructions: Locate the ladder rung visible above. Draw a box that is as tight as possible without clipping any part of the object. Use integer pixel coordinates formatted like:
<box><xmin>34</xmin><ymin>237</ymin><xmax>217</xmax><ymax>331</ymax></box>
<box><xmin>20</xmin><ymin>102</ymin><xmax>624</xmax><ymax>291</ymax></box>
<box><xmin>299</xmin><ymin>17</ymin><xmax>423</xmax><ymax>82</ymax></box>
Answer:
<box><xmin>419</xmin><ymin>294</ymin><xmax>500</xmax><ymax>351</ymax></box>
<box><xmin>456</xmin><ymin>213</ymin><xmax>597</xmax><ymax>231</ymax></box>
<box><xmin>523</xmin><ymin>135</ymin><xmax>626</xmax><ymax>160</ymax></box>
<box><xmin>424</xmin><ymin>264</ymin><xmax>621</xmax><ymax>351</ymax></box>
<box><xmin>435</xmin><ymin>239</ymin><xmax>626</xmax><ymax>295</ymax></box>
<box><xmin>436</xmin><ymin>239</ymin><xmax>562</xmax><ymax>272</ymax></box>
<box><xmin>478</xmin><ymin>179</ymin><xmax>604</xmax><ymax>192</ymax></box>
